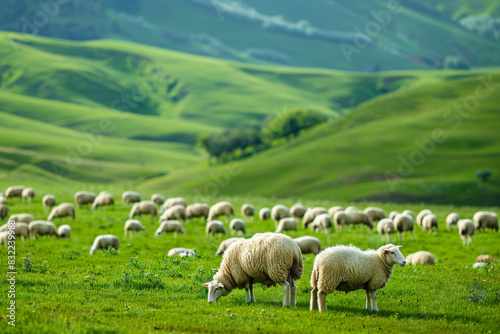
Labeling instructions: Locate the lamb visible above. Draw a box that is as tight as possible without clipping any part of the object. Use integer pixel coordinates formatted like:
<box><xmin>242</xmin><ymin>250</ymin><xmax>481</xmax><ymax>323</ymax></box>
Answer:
<box><xmin>155</xmin><ymin>220</ymin><xmax>185</xmax><ymax>237</ymax></box>
<box><xmin>74</xmin><ymin>191</ymin><xmax>96</xmax><ymax>208</ymax></box>
<box><xmin>91</xmin><ymin>191</ymin><xmax>114</xmax><ymax>210</ymax></box>
<box><xmin>256</xmin><ymin>208</ymin><xmax>268</xmax><ymax>221</ymax></box>
<box><xmin>207</xmin><ymin>201</ymin><xmax>234</xmax><ymax>221</ymax></box>
<box><xmin>151</xmin><ymin>193</ymin><xmax>165</xmax><ymax>205</ymax></box>
<box><xmin>206</xmin><ymin>220</ymin><xmax>227</xmax><ymax>237</ymax></box>
<box><xmin>160</xmin><ymin>197</ymin><xmax>187</xmax><ymax>212</ymax></box>
<box><xmin>309</xmin><ymin>214</ymin><xmax>332</xmax><ymax>234</ymax></box>
<box><xmin>58</xmin><ymin>224</ymin><xmax>72</xmax><ymax>238</ymax></box>
<box><xmin>349</xmin><ymin>212</ymin><xmax>374</xmax><ymax>230</ymax></box>
<box><xmin>473</xmin><ymin>211</ymin><xmax>498</xmax><ymax>232</ymax></box>
<box><xmin>230</xmin><ymin>218</ymin><xmax>246</xmax><ymax>235</ymax></box>
<box><xmin>393</xmin><ymin>214</ymin><xmax>415</xmax><ymax>241</ymax></box>
<box><xmin>48</xmin><ymin>203</ymin><xmax>75</xmax><ymax>221</ymax></box>
<box><xmin>271</xmin><ymin>204</ymin><xmax>291</xmax><ymax>227</ymax></box>
<box><xmin>122</xmin><ymin>191</ymin><xmax>141</xmax><ymax>204</ymax></box>
<box><xmin>328</xmin><ymin>206</ymin><xmax>344</xmax><ymax>217</ymax></box>
<box><xmin>364</xmin><ymin>207</ymin><xmax>386</xmax><ymax>221</ymax></box>
<box><xmin>42</xmin><ymin>194</ymin><xmax>56</xmax><ymax>211</ymax></box>
<box><xmin>290</xmin><ymin>203</ymin><xmax>307</xmax><ymax>219</ymax></box>
<box><xmin>0</xmin><ymin>222</ymin><xmax>29</xmax><ymax>239</ymax></box>
<box><xmin>294</xmin><ymin>236</ymin><xmax>321</xmax><ymax>255</ymax></box>
<box><xmin>302</xmin><ymin>207</ymin><xmax>328</xmax><ymax>229</ymax></box>
<box><xmin>0</xmin><ymin>203</ymin><xmax>8</xmax><ymax>221</ymax></box>
<box><xmin>159</xmin><ymin>204</ymin><xmax>186</xmax><ymax>222</ymax></box>
<box><xmin>8</xmin><ymin>213</ymin><xmax>35</xmax><ymax>224</ymax></box>
<box><xmin>202</xmin><ymin>232</ymin><xmax>303</xmax><ymax>307</ymax></box>
<box><xmin>389</xmin><ymin>211</ymin><xmax>400</xmax><ymax>220</ymax></box>
<box><xmin>406</xmin><ymin>251</ymin><xmax>436</xmax><ymax>265</ymax></box>
<box><xmin>457</xmin><ymin>219</ymin><xmax>475</xmax><ymax>246</ymax></box>
<box><xmin>5</xmin><ymin>185</ymin><xmax>25</xmax><ymax>199</ymax></box>
<box><xmin>90</xmin><ymin>234</ymin><xmax>119</xmax><ymax>255</ymax></box>
<box><xmin>29</xmin><ymin>220</ymin><xmax>58</xmax><ymax>239</ymax></box>
<box><xmin>21</xmin><ymin>187</ymin><xmax>35</xmax><ymax>202</ymax></box>
<box><xmin>124</xmin><ymin>219</ymin><xmax>146</xmax><ymax>237</ymax></box>
<box><xmin>168</xmin><ymin>248</ymin><xmax>196</xmax><ymax>257</ymax></box>
<box><xmin>476</xmin><ymin>255</ymin><xmax>498</xmax><ymax>263</ymax></box>
<box><xmin>310</xmin><ymin>244</ymin><xmax>406</xmax><ymax>312</ymax></box>
<box><xmin>377</xmin><ymin>218</ymin><xmax>394</xmax><ymax>242</ymax></box>
<box><xmin>241</xmin><ymin>204</ymin><xmax>255</xmax><ymax>220</ymax></box>
<box><xmin>186</xmin><ymin>203</ymin><xmax>210</xmax><ymax>220</ymax></box>
<box><xmin>276</xmin><ymin>217</ymin><xmax>298</xmax><ymax>233</ymax></box>
<box><xmin>421</xmin><ymin>214</ymin><xmax>438</xmax><ymax>234</ymax></box>
<box><xmin>333</xmin><ymin>211</ymin><xmax>353</xmax><ymax>233</ymax></box>
<box><xmin>416</xmin><ymin>209</ymin><xmax>432</xmax><ymax>227</ymax></box>
<box><xmin>446</xmin><ymin>212</ymin><xmax>460</xmax><ymax>230</ymax></box>
<box><xmin>215</xmin><ymin>237</ymin><xmax>244</xmax><ymax>256</ymax></box>
<box><xmin>129</xmin><ymin>201</ymin><xmax>157</xmax><ymax>220</ymax></box>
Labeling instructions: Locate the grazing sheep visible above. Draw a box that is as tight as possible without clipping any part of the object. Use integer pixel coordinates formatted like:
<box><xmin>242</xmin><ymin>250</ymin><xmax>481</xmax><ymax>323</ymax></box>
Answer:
<box><xmin>309</xmin><ymin>214</ymin><xmax>332</xmax><ymax>234</ymax></box>
<box><xmin>333</xmin><ymin>211</ymin><xmax>353</xmax><ymax>233</ymax></box>
<box><xmin>0</xmin><ymin>231</ymin><xmax>9</xmax><ymax>245</ymax></box>
<box><xmin>29</xmin><ymin>221</ymin><xmax>58</xmax><ymax>239</ymax></box>
<box><xmin>159</xmin><ymin>204</ymin><xmax>186</xmax><ymax>222</ymax></box>
<box><xmin>48</xmin><ymin>203</ymin><xmax>75</xmax><ymax>221</ymax></box>
<box><xmin>21</xmin><ymin>187</ymin><xmax>35</xmax><ymax>202</ymax></box>
<box><xmin>476</xmin><ymin>255</ymin><xmax>498</xmax><ymax>263</ymax></box>
<box><xmin>90</xmin><ymin>234</ymin><xmax>119</xmax><ymax>255</ymax></box>
<box><xmin>215</xmin><ymin>237</ymin><xmax>244</xmax><ymax>256</ymax></box>
<box><xmin>202</xmin><ymin>232</ymin><xmax>303</xmax><ymax>307</ymax></box>
<box><xmin>207</xmin><ymin>201</ymin><xmax>234</xmax><ymax>221</ymax></box>
<box><xmin>276</xmin><ymin>217</ymin><xmax>298</xmax><ymax>233</ymax></box>
<box><xmin>345</xmin><ymin>206</ymin><xmax>361</xmax><ymax>214</ymax></box>
<box><xmin>406</xmin><ymin>251</ymin><xmax>436</xmax><ymax>265</ymax></box>
<box><xmin>129</xmin><ymin>201</ymin><xmax>157</xmax><ymax>220</ymax></box>
<box><xmin>122</xmin><ymin>191</ymin><xmax>141</xmax><ymax>204</ymax></box>
<box><xmin>302</xmin><ymin>207</ymin><xmax>328</xmax><ymax>229</ymax></box>
<box><xmin>364</xmin><ymin>207</ymin><xmax>386</xmax><ymax>221</ymax></box>
<box><xmin>377</xmin><ymin>218</ymin><xmax>394</xmax><ymax>242</ymax></box>
<box><xmin>74</xmin><ymin>191</ymin><xmax>96</xmax><ymax>208</ymax></box>
<box><xmin>402</xmin><ymin>210</ymin><xmax>414</xmax><ymax>219</ymax></box>
<box><xmin>328</xmin><ymin>206</ymin><xmax>344</xmax><ymax>217</ymax></box>
<box><xmin>186</xmin><ymin>203</ymin><xmax>210</xmax><ymax>221</ymax></box>
<box><xmin>230</xmin><ymin>218</ymin><xmax>246</xmax><ymax>235</ymax></box>
<box><xmin>0</xmin><ymin>222</ymin><xmax>29</xmax><ymax>239</ymax></box>
<box><xmin>393</xmin><ymin>214</ymin><xmax>415</xmax><ymax>241</ymax></box>
<box><xmin>349</xmin><ymin>212</ymin><xmax>374</xmax><ymax>230</ymax></box>
<box><xmin>151</xmin><ymin>193</ymin><xmax>165</xmax><ymax>205</ymax></box>
<box><xmin>241</xmin><ymin>204</ymin><xmax>255</xmax><ymax>220</ymax></box>
<box><xmin>473</xmin><ymin>211</ymin><xmax>498</xmax><ymax>232</ymax></box>
<box><xmin>5</xmin><ymin>185</ymin><xmax>25</xmax><ymax>199</ymax></box>
<box><xmin>8</xmin><ymin>213</ymin><xmax>35</xmax><ymax>224</ymax></box>
<box><xmin>124</xmin><ymin>219</ymin><xmax>146</xmax><ymax>237</ymax></box>
<box><xmin>0</xmin><ymin>195</ymin><xmax>6</xmax><ymax>204</ymax></box>
<box><xmin>457</xmin><ymin>219</ymin><xmax>475</xmax><ymax>246</ymax></box>
<box><xmin>155</xmin><ymin>220</ymin><xmax>185</xmax><ymax>237</ymax></box>
<box><xmin>0</xmin><ymin>203</ymin><xmax>8</xmax><ymax>221</ymax></box>
<box><xmin>206</xmin><ymin>220</ymin><xmax>227</xmax><ymax>237</ymax></box>
<box><xmin>160</xmin><ymin>197</ymin><xmax>187</xmax><ymax>212</ymax></box>
<box><xmin>294</xmin><ymin>236</ymin><xmax>321</xmax><ymax>255</ymax></box>
<box><xmin>446</xmin><ymin>213</ymin><xmax>460</xmax><ymax>230</ymax></box>
<box><xmin>421</xmin><ymin>214</ymin><xmax>438</xmax><ymax>234</ymax></box>
<box><xmin>310</xmin><ymin>244</ymin><xmax>406</xmax><ymax>312</ymax></box>
<box><xmin>42</xmin><ymin>194</ymin><xmax>56</xmax><ymax>211</ymax></box>
<box><xmin>416</xmin><ymin>209</ymin><xmax>432</xmax><ymax>227</ymax></box>
<box><xmin>389</xmin><ymin>211</ymin><xmax>400</xmax><ymax>220</ymax></box>
<box><xmin>168</xmin><ymin>248</ymin><xmax>196</xmax><ymax>257</ymax></box>
<box><xmin>271</xmin><ymin>205</ymin><xmax>291</xmax><ymax>227</ymax></box>
<box><xmin>91</xmin><ymin>192</ymin><xmax>114</xmax><ymax>210</ymax></box>
<box><xmin>58</xmin><ymin>224</ymin><xmax>72</xmax><ymax>238</ymax></box>
<box><xmin>291</xmin><ymin>203</ymin><xmax>307</xmax><ymax>219</ymax></box>
<box><xmin>259</xmin><ymin>207</ymin><xmax>271</xmax><ymax>221</ymax></box>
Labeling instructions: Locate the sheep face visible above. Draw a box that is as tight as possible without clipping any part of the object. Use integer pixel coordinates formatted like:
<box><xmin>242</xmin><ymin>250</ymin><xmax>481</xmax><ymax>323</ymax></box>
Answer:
<box><xmin>202</xmin><ymin>281</ymin><xmax>229</xmax><ymax>303</ymax></box>
<box><xmin>384</xmin><ymin>246</ymin><xmax>406</xmax><ymax>267</ymax></box>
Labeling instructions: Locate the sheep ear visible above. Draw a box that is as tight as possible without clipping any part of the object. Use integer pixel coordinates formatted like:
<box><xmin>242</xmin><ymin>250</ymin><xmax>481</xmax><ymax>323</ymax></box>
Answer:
<box><xmin>202</xmin><ymin>282</ymin><xmax>211</xmax><ymax>288</ymax></box>
<box><xmin>396</xmin><ymin>245</ymin><xmax>403</xmax><ymax>249</ymax></box>
<box><xmin>218</xmin><ymin>282</ymin><xmax>225</xmax><ymax>288</ymax></box>
<box><xmin>383</xmin><ymin>249</ymin><xmax>389</xmax><ymax>254</ymax></box>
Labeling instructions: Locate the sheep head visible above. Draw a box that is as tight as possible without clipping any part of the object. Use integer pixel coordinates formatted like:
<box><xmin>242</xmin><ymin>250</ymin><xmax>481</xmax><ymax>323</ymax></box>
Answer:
<box><xmin>202</xmin><ymin>281</ymin><xmax>229</xmax><ymax>303</ymax></box>
<box><xmin>382</xmin><ymin>245</ymin><xmax>406</xmax><ymax>267</ymax></box>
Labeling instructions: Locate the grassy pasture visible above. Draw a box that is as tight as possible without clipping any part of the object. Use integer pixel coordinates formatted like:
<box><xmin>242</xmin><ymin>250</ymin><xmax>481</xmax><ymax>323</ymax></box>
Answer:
<box><xmin>0</xmin><ymin>187</ymin><xmax>499</xmax><ymax>333</ymax></box>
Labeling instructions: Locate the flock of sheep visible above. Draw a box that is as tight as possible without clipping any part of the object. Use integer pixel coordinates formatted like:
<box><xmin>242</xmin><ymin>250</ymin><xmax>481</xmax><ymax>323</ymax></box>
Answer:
<box><xmin>1</xmin><ymin>185</ymin><xmax>498</xmax><ymax>312</ymax></box>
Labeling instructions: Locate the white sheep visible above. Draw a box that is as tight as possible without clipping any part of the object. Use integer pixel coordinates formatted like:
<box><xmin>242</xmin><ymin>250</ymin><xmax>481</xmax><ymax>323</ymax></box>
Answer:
<box><xmin>241</xmin><ymin>204</ymin><xmax>255</xmax><ymax>220</ymax></box>
<box><xmin>258</xmin><ymin>207</ymin><xmax>270</xmax><ymax>221</ymax></box>
<box><xmin>271</xmin><ymin>204</ymin><xmax>291</xmax><ymax>227</ymax></box>
<box><xmin>29</xmin><ymin>220</ymin><xmax>58</xmax><ymax>239</ymax></box>
<box><xmin>349</xmin><ymin>212</ymin><xmax>374</xmax><ymax>230</ymax></box>
<box><xmin>294</xmin><ymin>236</ymin><xmax>321</xmax><ymax>255</ymax></box>
<box><xmin>0</xmin><ymin>222</ymin><xmax>29</xmax><ymax>239</ymax></box>
<box><xmin>58</xmin><ymin>224</ymin><xmax>72</xmax><ymax>238</ymax></box>
<box><xmin>364</xmin><ymin>207</ymin><xmax>385</xmax><ymax>221</ymax></box>
<box><xmin>186</xmin><ymin>203</ymin><xmax>210</xmax><ymax>221</ymax></box>
<box><xmin>402</xmin><ymin>210</ymin><xmax>414</xmax><ymax>219</ymax></box>
<box><xmin>276</xmin><ymin>217</ymin><xmax>298</xmax><ymax>234</ymax></box>
<box><xmin>124</xmin><ymin>219</ymin><xmax>146</xmax><ymax>237</ymax></box>
<box><xmin>416</xmin><ymin>209</ymin><xmax>432</xmax><ymax>227</ymax></box>
<box><xmin>21</xmin><ymin>187</ymin><xmax>35</xmax><ymax>202</ymax></box>
<box><xmin>473</xmin><ymin>211</ymin><xmax>498</xmax><ymax>232</ymax></box>
<box><xmin>309</xmin><ymin>213</ymin><xmax>332</xmax><ymax>234</ymax></box>
<box><xmin>74</xmin><ymin>191</ymin><xmax>96</xmax><ymax>208</ymax></box>
<box><xmin>229</xmin><ymin>218</ymin><xmax>246</xmax><ymax>235</ymax></box>
<box><xmin>302</xmin><ymin>207</ymin><xmax>328</xmax><ymax>229</ymax></box>
<box><xmin>0</xmin><ymin>231</ymin><xmax>9</xmax><ymax>245</ymax></box>
<box><xmin>290</xmin><ymin>203</ymin><xmax>307</xmax><ymax>219</ymax></box>
<box><xmin>207</xmin><ymin>201</ymin><xmax>234</xmax><ymax>221</ymax></box>
<box><xmin>406</xmin><ymin>251</ymin><xmax>436</xmax><ymax>265</ymax></box>
<box><xmin>377</xmin><ymin>218</ymin><xmax>394</xmax><ymax>242</ymax></box>
<box><xmin>206</xmin><ymin>220</ymin><xmax>227</xmax><ymax>237</ymax></box>
<box><xmin>457</xmin><ymin>219</ymin><xmax>475</xmax><ymax>246</ymax></box>
<box><xmin>446</xmin><ymin>212</ymin><xmax>460</xmax><ymax>230</ymax></box>
<box><xmin>0</xmin><ymin>195</ymin><xmax>6</xmax><ymax>204</ymax></box>
<box><xmin>345</xmin><ymin>206</ymin><xmax>361</xmax><ymax>214</ymax></box>
<box><xmin>202</xmin><ymin>232</ymin><xmax>303</xmax><ymax>306</ymax></box>
<box><xmin>0</xmin><ymin>203</ymin><xmax>8</xmax><ymax>221</ymax></box>
<box><xmin>476</xmin><ymin>255</ymin><xmax>498</xmax><ymax>263</ymax></box>
<box><xmin>48</xmin><ymin>203</ymin><xmax>75</xmax><ymax>221</ymax></box>
<box><xmin>129</xmin><ymin>201</ymin><xmax>157</xmax><ymax>220</ymax></box>
<box><xmin>393</xmin><ymin>214</ymin><xmax>415</xmax><ymax>241</ymax></box>
<box><xmin>5</xmin><ymin>185</ymin><xmax>25</xmax><ymax>199</ymax></box>
<box><xmin>8</xmin><ymin>213</ymin><xmax>35</xmax><ymax>224</ymax></box>
<box><xmin>151</xmin><ymin>193</ymin><xmax>165</xmax><ymax>205</ymax></box>
<box><xmin>333</xmin><ymin>211</ymin><xmax>352</xmax><ymax>233</ymax></box>
<box><xmin>328</xmin><ymin>206</ymin><xmax>344</xmax><ymax>217</ymax></box>
<box><xmin>159</xmin><ymin>204</ymin><xmax>186</xmax><ymax>222</ymax></box>
<box><xmin>421</xmin><ymin>214</ymin><xmax>438</xmax><ymax>234</ymax></box>
<box><xmin>122</xmin><ymin>190</ymin><xmax>141</xmax><ymax>204</ymax></box>
<box><xmin>215</xmin><ymin>237</ymin><xmax>244</xmax><ymax>256</ymax></box>
<box><xmin>160</xmin><ymin>197</ymin><xmax>187</xmax><ymax>213</ymax></box>
<box><xmin>310</xmin><ymin>244</ymin><xmax>406</xmax><ymax>312</ymax></box>
<box><xmin>91</xmin><ymin>192</ymin><xmax>114</xmax><ymax>210</ymax></box>
<box><xmin>90</xmin><ymin>234</ymin><xmax>119</xmax><ymax>255</ymax></box>
<box><xmin>155</xmin><ymin>220</ymin><xmax>185</xmax><ymax>237</ymax></box>
<box><xmin>42</xmin><ymin>194</ymin><xmax>56</xmax><ymax>211</ymax></box>
<box><xmin>389</xmin><ymin>211</ymin><xmax>400</xmax><ymax>220</ymax></box>
<box><xmin>168</xmin><ymin>248</ymin><xmax>196</xmax><ymax>257</ymax></box>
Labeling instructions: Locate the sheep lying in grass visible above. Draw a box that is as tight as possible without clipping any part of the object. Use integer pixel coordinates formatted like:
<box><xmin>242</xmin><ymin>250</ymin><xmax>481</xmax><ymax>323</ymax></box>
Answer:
<box><xmin>92</xmin><ymin>192</ymin><xmax>114</xmax><ymax>210</ymax></box>
<box><xmin>446</xmin><ymin>212</ymin><xmax>460</xmax><ymax>230</ymax></box>
<box><xmin>58</xmin><ymin>224</ymin><xmax>72</xmax><ymax>238</ymax></box>
<box><xmin>377</xmin><ymin>218</ymin><xmax>394</xmax><ymax>242</ymax></box>
<box><xmin>328</xmin><ymin>206</ymin><xmax>343</xmax><ymax>217</ymax></box>
<box><xmin>364</xmin><ymin>207</ymin><xmax>385</xmax><ymax>221</ymax></box>
<box><xmin>155</xmin><ymin>220</ymin><xmax>185</xmax><ymax>237</ymax></box>
<box><xmin>186</xmin><ymin>203</ymin><xmax>210</xmax><ymax>221</ymax></box>
<box><xmin>476</xmin><ymin>255</ymin><xmax>498</xmax><ymax>263</ymax></box>
<box><xmin>206</xmin><ymin>220</ymin><xmax>227</xmax><ymax>237</ymax></box>
<box><xmin>473</xmin><ymin>211</ymin><xmax>498</xmax><ymax>232</ymax></box>
<box><xmin>309</xmin><ymin>214</ymin><xmax>332</xmax><ymax>234</ymax></box>
<box><xmin>42</xmin><ymin>194</ymin><xmax>56</xmax><ymax>211</ymax></box>
<box><xmin>406</xmin><ymin>251</ymin><xmax>436</xmax><ymax>265</ymax></box>
<box><xmin>160</xmin><ymin>204</ymin><xmax>186</xmax><ymax>222</ymax></box>
<box><xmin>124</xmin><ymin>219</ymin><xmax>146</xmax><ymax>237</ymax></box>
<box><xmin>168</xmin><ymin>248</ymin><xmax>195</xmax><ymax>257</ymax></box>
<box><xmin>207</xmin><ymin>201</ymin><xmax>234</xmax><ymax>221</ymax></box>
<box><xmin>215</xmin><ymin>237</ymin><xmax>244</xmax><ymax>256</ymax></box>
<box><xmin>416</xmin><ymin>209</ymin><xmax>432</xmax><ymax>227</ymax></box>
<box><xmin>271</xmin><ymin>205</ymin><xmax>291</xmax><ymax>227</ymax></box>
<box><xmin>8</xmin><ymin>213</ymin><xmax>35</xmax><ymax>224</ymax></box>
<box><xmin>48</xmin><ymin>203</ymin><xmax>75</xmax><ymax>221</ymax></box>
<box><xmin>22</xmin><ymin>187</ymin><xmax>35</xmax><ymax>202</ymax></box>
<box><xmin>393</xmin><ymin>214</ymin><xmax>415</xmax><ymax>241</ymax></box>
<box><xmin>241</xmin><ymin>204</ymin><xmax>255</xmax><ymax>220</ymax></box>
<box><xmin>276</xmin><ymin>217</ymin><xmax>298</xmax><ymax>233</ymax></box>
<box><xmin>302</xmin><ymin>207</ymin><xmax>328</xmax><ymax>229</ymax></box>
<box><xmin>310</xmin><ymin>244</ymin><xmax>406</xmax><ymax>312</ymax></box>
<box><xmin>129</xmin><ymin>201</ymin><xmax>157</xmax><ymax>220</ymax></box>
<box><xmin>0</xmin><ymin>222</ymin><xmax>29</xmax><ymax>239</ymax></box>
<box><xmin>294</xmin><ymin>236</ymin><xmax>321</xmax><ymax>255</ymax></box>
<box><xmin>259</xmin><ymin>207</ymin><xmax>270</xmax><ymax>221</ymax></box>
<box><xmin>161</xmin><ymin>197</ymin><xmax>187</xmax><ymax>212</ymax></box>
<box><xmin>457</xmin><ymin>219</ymin><xmax>475</xmax><ymax>246</ymax></box>
<box><xmin>74</xmin><ymin>191</ymin><xmax>96</xmax><ymax>208</ymax></box>
<box><xmin>333</xmin><ymin>211</ymin><xmax>352</xmax><ymax>233</ymax></box>
<box><xmin>203</xmin><ymin>232</ymin><xmax>303</xmax><ymax>307</ymax></box>
<box><xmin>0</xmin><ymin>203</ymin><xmax>8</xmax><ymax>221</ymax></box>
<box><xmin>291</xmin><ymin>203</ymin><xmax>307</xmax><ymax>219</ymax></box>
<box><xmin>230</xmin><ymin>218</ymin><xmax>246</xmax><ymax>235</ymax></box>
<box><xmin>29</xmin><ymin>221</ymin><xmax>58</xmax><ymax>240</ymax></box>
<box><xmin>421</xmin><ymin>214</ymin><xmax>438</xmax><ymax>234</ymax></box>
<box><xmin>5</xmin><ymin>185</ymin><xmax>25</xmax><ymax>199</ymax></box>
<box><xmin>122</xmin><ymin>191</ymin><xmax>141</xmax><ymax>204</ymax></box>
<box><xmin>90</xmin><ymin>234</ymin><xmax>119</xmax><ymax>255</ymax></box>
<box><xmin>151</xmin><ymin>193</ymin><xmax>165</xmax><ymax>205</ymax></box>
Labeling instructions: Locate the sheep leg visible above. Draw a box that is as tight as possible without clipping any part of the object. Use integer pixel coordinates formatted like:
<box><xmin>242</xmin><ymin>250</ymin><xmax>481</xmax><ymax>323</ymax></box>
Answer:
<box><xmin>370</xmin><ymin>290</ymin><xmax>379</xmax><ymax>312</ymax></box>
<box><xmin>310</xmin><ymin>287</ymin><xmax>318</xmax><ymax>310</ymax></box>
<box><xmin>365</xmin><ymin>290</ymin><xmax>372</xmax><ymax>310</ymax></box>
<box><xmin>280</xmin><ymin>281</ymin><xmax>290</xmax><ymax>307</ymax></box>
<box><xmin>411</xmin><ymin>230</ymin><xmax>415</xmax><ymax>241</ymax></box>
<box><xmin>318</xmin><ymin>290</ymin><xmax>327</xmax><ymax>311</ymax></box>
<box><xmin>288</xmin><ymin>274</ymin><xmax>297</xmax><ymax>306</ymax></box>
<box><xmin>245</xmin><ymin>283</ymin><xmax>253</xmax><ymax>303</ymax></box>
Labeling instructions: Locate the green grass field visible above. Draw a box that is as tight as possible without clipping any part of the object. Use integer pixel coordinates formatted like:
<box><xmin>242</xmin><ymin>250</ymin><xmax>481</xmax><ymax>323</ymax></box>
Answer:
<box><xmin>1</xmin><ymin>186</ymin><xmax>499</xmax><ymax>333</ymax></box>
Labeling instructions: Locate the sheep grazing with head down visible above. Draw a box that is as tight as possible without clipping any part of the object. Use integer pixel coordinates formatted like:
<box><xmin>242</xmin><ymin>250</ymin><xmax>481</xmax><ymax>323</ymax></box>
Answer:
<box><xmin>203</xmin><ymin>232</ymin><xmax>303</xmax><ymax>307</ymax></box>
<box><xmin>377</xmin><ymin>218</ymin><xmax>394</xmax><ymax>242</ymax></box>
<box><xmin>0</xmin><ymin>222</ymin><xmax>29</xmax><ymax>239</ymax></box>
<box><xmin>160</xmin><ymin>204</ymin><xmax>186</xmax><ymax>222</ymax></box>
<box><xmin>161</xmin><ymin>197</ymin><xmax>187</xmax><ymax>213</ymax></box>
<box><xmin>406</xmin><ymin>251</ymin><xmax>436</xmax><ymax>265</ymax></box>
<box><xmin>294</xmin><ymin>236</ymin><xmax>321</xmax><ymax>255</ymax></box>
<box><xmin>0</xmin><ymin>203</ymin><xmax>8</xmax><ymax>221</ymax></box>
<box><xmin>8</xmin><ymin>213</ymin><xmax>35</xmax><ymax>224</ymax></box>
<box><xmin>402</xmin><ymin>210</ymin><xmax>414</xmax><ymax>219</ymax></box>
<box><xmin>48</xmin><ymin>203</ymin><xmax>75</xmax><ymax>221</ymax></box>
<box><xmin>333</xmin><ymin>211</ymin><xmax>352</xmax><ymax>233</ymax></box>
<box><xmin>302</xmin><ymin>207</ymin><xmax>328</xmax><ymax>229</ymax></box>
<box><xmin>309</xmin><ymin>214</ymin><xmax>332</xmax><ymax>234</ymax></box>
<box><xmin>124</xmin><ymin>219</ymin><xmax>146</xmax><ymax>237</ymax></box>
<box><xmin>473</xmin><ymin>211</ymin><xmax>498</xmax><ymax>232</ymax></box>
<box><xmin>291</xmin><ymin>203</ymin><xmax>307</xmax><ymax>219</ymax></box>
<box><xmin>5</xmin><ymin>185</ymin><xmax>25</xmax><ymax>200</ymax></box>
<box><xmin>310</xmin><ymin>244</ymin><xmax>406</xmax><ymax>312</ymax></box>
<box><xmin>276</xmin><ymin>217</ymin><xmax>298</xmax><ymax>234</ymax></box>
<box><xmin>241</xmin><ymin>204</ymin><xmax>255</xmax><ymax>220</ymax></box>
<box><xmin>230</xmin><ymin>218</ymin><xmax>246</xmax><ymax>235</ymax></box>
<box><xmin>92</xmin><ymin>192</ymin><xmax>114</xmax><ymax>210</ymax></box>
<box><xmin>21</xmin><ymin>187</ymin><xmax>35</xmax><ymax>202</ymax></box>
<box><xmin>457</xmin><ymin>219</ymin><xmax>475</xmax><ymax>246</ymax></box>
<box><xmin>271</xmin><ymin>205</ymin><xmax>291</xmax><ymax>228</ymax></box>
<box><xmin>416</xmin><ymin>209</ymin><xmax>432</xmax><ymax>227</ymax></box>
<box><xmin>29</xmin><ymin>221</ymin><xmax>58</xmax><ymax>240</ymax></box>
<box><xmin>393</xmin><ymin>214</ymin><xmax>415</xmax><ymax>241</ymax></box>
<box><xmin>364</xmin><ymin>207</ymin><xmax>385</xmax><ymax>221</ymax></box>
<box><xmin>206</xmin><ymin>220</ymin><xmax>227</xmax><ymax>237</ymax></box>
<box><xmin>345</xmin><ymin>206</ymin><xmax>361</xmax><ymax>214</ymax></box>
<box><xmin>74</xmin><ymin>191</ymin><xmax>96</xmax><ymax>208</ymax></box>
<box><xmin>0</xmin><ymin>195</ymin><xmax>6</xmax><ymax>204</ymax></box>
<box><xmin>90</xmin><ymin>234</ymin><xmax>119</xmax><ymax>255</ymax></box>
<box><xmin>446</xmin><ymin>212</ymin><xmax>460</xmax><ymax>230</ymax></box>
<box><xmin>168</xmin><ymin>248</ymin><xmax>196</xmax><ymax>257</ymax></box>
<box><xmin>58</xmin><ymin>225</ymin><xmax>72</xmax><ymax>238</ymax></box>
<box><xmin>207</xmin><ymin>201</ymin><xmax>234</xmax><ymax>221</ymax></box>
<box><xmin>215</xmin><ymin>237</ymin><xmax>244</xmax><ymax>256</ymax></box>
<box><xmin>186</xmin><ymin>203</ymin><xmax>210</xmax><ymax>221</ymax></box>
<box><xmin>349</xmin><ymin>212</ymin><xmax>374</xmax><ymax>230</ymax></box>
<box><xmin>328</xmin><ymin>206</ymin><xmax>344</xmax><ymax>217</ymax></box>
<box><xmin>259</xmin><ymin>207</ymin><xmax>270</xmax><ymax>221</ymax></box>
<box><xmin>42</xmin><ymin>194</ymin><xmax>56</xmax><ymax>211</ymax></box>
<box><xmin>155</xmin><ymin>220</ymin><xmax>185</xmax><ymax>237</ymax></box>
<box><xmin>151</xmin><ymin>193</ymin><xmax>165</xmax><ymax>206</ymax></box>
<box><xmin>0</xmin><ymin>231</ymin><xmax>10</xmax><ymax>245</ymax></box>
<box><xmin>421</xmin><ymin>214</ymin><xmax>438</xmax><ymax>234</ymax></box>
<box><xmin>129</xmin><ymin>201</ymin><xmax>157</xmax><ymax>220</ymax></box>
<box><xmin>122</xmin><ymin>191</ymin><xmax>141</xmax><ymax>205</ymax></box>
